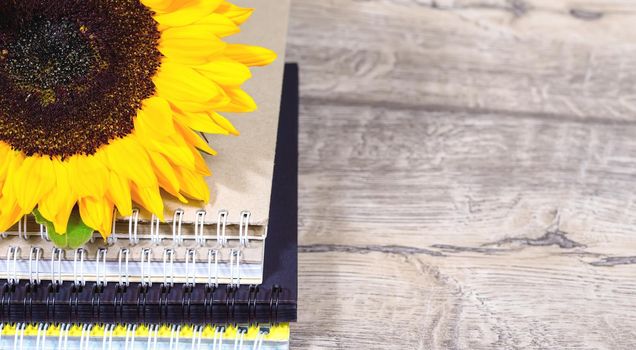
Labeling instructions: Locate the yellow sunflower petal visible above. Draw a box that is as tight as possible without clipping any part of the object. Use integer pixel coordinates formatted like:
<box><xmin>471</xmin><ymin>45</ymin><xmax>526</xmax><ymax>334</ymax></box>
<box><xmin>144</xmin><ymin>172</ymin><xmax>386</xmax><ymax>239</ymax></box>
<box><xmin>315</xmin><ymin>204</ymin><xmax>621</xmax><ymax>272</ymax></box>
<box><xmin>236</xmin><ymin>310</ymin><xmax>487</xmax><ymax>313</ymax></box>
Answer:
<box><xmin>137</xmin><ymin>97</ymin><xmax>176</xmax><ymax>137</ymax></box>
<box><xmin>159</xmin><ymin>25</ymin><xmax>226</xmax><ymax>64</ymax></box>
<box><xmin>13</xmin><ymin>156</ymin><xmax>55</xmax><ymax>213</ymax></box>
<box><xmin>194</xmin><ymin>58</ymin><xmax>251</xmax><ymax>86</ymax></box>
<box><xmin>38</xmin><ymin>159</ymin><xmax>76</xmax><ymax>233</ymax></box>
<box><xmin>174</xmin><ymin>166</ymin><xmax>210</xmax><ymax>202</ymax></box>
<box><xmin>148</xmin><ymin>152</ymin><xmax>188</xmax><ymax>203</ymax></box>
<box><xmin>174</xmin><ymin>121</ymin><xmax>217</xmax><ymax>155</ymax></box>
<box><xmin>168</xmin><ymin>96</ymin><xmax>231</xmax><ymax>114</ymax></box>
<box><xmin>191</xmin><ymin>147</ymin><xmax>212</xmax><ymax>176</ymax></box>
<box><xmin>141</xmin><ymin>0</ymin><xmax>174</xmax><ymax>13</ymax></box>
<box><xmin>209</xmin><ymin>112</ymin><xmax>240</xmax><ymax>136</ymax></box>
<box><xmin>68</xmin><ymin>154</ymin><xmax>109</xmax><ymax>199</ymax></box>
<box><xmin>0</xmin><ymin>196</ymin><xmax>22</xmax><ymax>234</ymax></box>
<box><xmin>133</xmin><ymin>117</ymin><xmax>196</xmax><ymax>170</ymax></box>
<box><xmin>104</xmin><ymin>137</ymin><xmax>158</xmax><ymax>188</ymax></box>
<box><xmin>223</xmin><ymin>44</ymin><xmax>277</xmax><ymax>67</ymax></box>
<box><xmin>216</xmin><ymin>87</ymin><xmax>257</xmax><ymax>113</ymax></box>
<box><xmin>132</xmin><ymin>184</ymin><xmax>165</xmax><ymax>221</ymax></box>
<box><xmin>79</xmin><ymin>197</ymin><xmax>114</xmax><ymax>238</ymax></box>
<box><xmin>108</xmin><ymin>172</ymin><xmax>133</xmax><ymax>217</ymax></box>
<box><xmin>154</xmin><ymin>61</ymin><xmax>227</xmax><ymax>103</ymax></box>
<box><xmin>2</xmin><ymin>150</ymin><xmax>25</xmax><ymax>202</ymax></box>
<box><xmin>194</xmin><ymin>13</ymin><xmax>240</xmax><ymax>37</ymax></box>
<box><xmin>154</xmin><ymin>0</ymin><xmax>223</xmax><ymax>27</ymax></box>
<box><xmin>173</xmin><ymin>111</ymin><xmax>229</xmax><ymax>135</ymax></box>
<box><xmin>0</xmin><ymin>142</ymin><xmax>12</xmax><ymax>184</ymax></box>
<box><xmin>214</xmin><ymin>2</ymin><xmax>254</xmax><ymax>25</ymax></box>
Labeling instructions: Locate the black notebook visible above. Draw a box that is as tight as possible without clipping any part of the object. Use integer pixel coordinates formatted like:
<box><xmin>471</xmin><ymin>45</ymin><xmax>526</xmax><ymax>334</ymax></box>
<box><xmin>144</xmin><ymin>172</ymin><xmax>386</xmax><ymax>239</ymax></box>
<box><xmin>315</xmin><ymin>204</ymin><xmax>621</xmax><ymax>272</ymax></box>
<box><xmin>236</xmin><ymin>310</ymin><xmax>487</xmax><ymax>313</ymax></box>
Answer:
<box><xmin>0</xmin><ymin>63</ymin><xmax>299</xmax><ymax>325</ymax></box>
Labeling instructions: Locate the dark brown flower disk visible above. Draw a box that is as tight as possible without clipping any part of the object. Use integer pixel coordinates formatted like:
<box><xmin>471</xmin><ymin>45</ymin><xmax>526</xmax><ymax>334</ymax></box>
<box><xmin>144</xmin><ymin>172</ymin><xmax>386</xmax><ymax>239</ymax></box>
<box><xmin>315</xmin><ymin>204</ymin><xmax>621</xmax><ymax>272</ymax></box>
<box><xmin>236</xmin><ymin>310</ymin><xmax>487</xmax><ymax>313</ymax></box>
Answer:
<box><xmin>0</xmin><ymin>0</ymin><xmax>162</xmax><ymax>157</ymax></box>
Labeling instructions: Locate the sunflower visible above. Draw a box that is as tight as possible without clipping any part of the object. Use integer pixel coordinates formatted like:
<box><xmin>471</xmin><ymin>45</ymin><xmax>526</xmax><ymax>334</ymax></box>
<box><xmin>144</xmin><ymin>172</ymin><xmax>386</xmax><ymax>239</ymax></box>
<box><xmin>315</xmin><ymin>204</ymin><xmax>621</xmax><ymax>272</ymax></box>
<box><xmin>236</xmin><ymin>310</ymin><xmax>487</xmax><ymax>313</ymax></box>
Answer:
<box><xmin>0</xmin><ymin>0</ymin><xmax>276</xmax><ymax>238</ymax></box>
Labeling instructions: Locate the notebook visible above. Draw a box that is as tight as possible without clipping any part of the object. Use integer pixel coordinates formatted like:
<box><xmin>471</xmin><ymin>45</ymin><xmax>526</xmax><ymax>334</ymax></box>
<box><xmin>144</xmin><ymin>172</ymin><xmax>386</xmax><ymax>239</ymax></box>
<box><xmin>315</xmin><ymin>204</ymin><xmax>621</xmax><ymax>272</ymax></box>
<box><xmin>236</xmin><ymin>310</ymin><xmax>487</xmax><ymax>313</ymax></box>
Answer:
<box><xmin>0</xmin><ymin>323</ymin><xmax>290</xmax><ymax>350</ymax></box>
<box><xmin>0</xmin><ymin>63</ymin><xmax>298</xmax><ymax>326</ymax></box>
<box><xmin>0</xmin><ymin>0</ymin><xmax>292</xmax><ymax>287</ymax></box>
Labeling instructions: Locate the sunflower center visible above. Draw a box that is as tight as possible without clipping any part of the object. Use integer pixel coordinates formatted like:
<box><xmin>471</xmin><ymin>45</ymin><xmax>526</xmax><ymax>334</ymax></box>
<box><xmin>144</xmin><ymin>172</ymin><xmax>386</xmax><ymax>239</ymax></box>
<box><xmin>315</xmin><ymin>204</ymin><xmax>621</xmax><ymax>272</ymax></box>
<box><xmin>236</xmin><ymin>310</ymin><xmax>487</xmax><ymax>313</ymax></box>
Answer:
<box><xmin>0</xmin><ymin>0</ymin><xmax>162</xmax><ymax>158</ymax></box>
<box><xmin>4</xmin><ymin>18</ymin><xmax>101</xmax><ymax>106</ymax></box>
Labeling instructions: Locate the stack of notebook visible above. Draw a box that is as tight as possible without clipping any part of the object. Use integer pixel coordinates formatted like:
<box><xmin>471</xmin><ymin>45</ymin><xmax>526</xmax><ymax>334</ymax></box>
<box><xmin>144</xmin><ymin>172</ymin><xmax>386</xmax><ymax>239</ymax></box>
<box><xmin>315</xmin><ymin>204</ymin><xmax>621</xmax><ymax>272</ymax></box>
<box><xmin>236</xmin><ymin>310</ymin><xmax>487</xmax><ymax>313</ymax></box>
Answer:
<box><xmin>0</xmin><ymin>1</ymin><xmax>297</xmax><ymax>348</ymax></box>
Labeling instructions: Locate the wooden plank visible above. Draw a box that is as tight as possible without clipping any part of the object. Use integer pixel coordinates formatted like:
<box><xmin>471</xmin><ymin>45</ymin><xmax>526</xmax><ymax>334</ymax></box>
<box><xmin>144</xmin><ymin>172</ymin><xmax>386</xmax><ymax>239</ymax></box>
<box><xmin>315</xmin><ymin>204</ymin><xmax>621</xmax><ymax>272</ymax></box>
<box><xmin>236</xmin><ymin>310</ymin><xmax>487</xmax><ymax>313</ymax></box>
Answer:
<box><xmin>286</xmin><ymin>0</ymin><xmax>636</xmax><ymax>348</ymax></box>
<box><xmin>298</xmin><ymin>103</ymin><xmax>636</xmax><ymax>257</ymax></box>
<box><xmin>294</xmin><ymin>251</ymin><xmax>636</xmax><ymax>349</ymax></box>
<box><xmin>294</xmin><ymin>251</ymin><xmax>460</xmax><ymax>349</ymax></box>
<box><xmin>287</xmin><ymin>0</ymin><xmax>636</xmax><ymax>121</ymax></box>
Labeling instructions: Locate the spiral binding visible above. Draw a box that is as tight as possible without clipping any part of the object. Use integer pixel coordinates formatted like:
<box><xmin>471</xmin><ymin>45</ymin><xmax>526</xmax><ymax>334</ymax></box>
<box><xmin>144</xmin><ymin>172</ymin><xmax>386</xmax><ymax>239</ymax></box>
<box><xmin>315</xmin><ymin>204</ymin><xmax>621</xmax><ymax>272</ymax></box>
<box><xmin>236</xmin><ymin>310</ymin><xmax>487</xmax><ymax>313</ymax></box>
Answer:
<box><xmin>269</xmin><ymin>285</ymin><xmax>282</xmax><ymax>326</ymax></box>
<box><xmin>1</xmin><ymin>283</ymin><xmax>287</xmax><ymax>325</ymax></box>
<box><xmin>1</xmin><ymin>246</ymin><xmax>260</xmax><ymax>285</ymax></box>
<box><xmin>0</xmin><ymin>323</ymin><xmax>288</xmax><ymax>350</ymax></box>
<box><xmin>4</xmin><ymin>209</ymin><xmax>263</xmax><ymax>246</ymax></box>
<box><xmin>0</xmin><ymin>206</ymin><xmax>290</xmax><ymax>326</ymax></box>
<box><xmin>0</xmin><ymin>210</ymin><xmax>266</xmax><ymax>286</ymax></box>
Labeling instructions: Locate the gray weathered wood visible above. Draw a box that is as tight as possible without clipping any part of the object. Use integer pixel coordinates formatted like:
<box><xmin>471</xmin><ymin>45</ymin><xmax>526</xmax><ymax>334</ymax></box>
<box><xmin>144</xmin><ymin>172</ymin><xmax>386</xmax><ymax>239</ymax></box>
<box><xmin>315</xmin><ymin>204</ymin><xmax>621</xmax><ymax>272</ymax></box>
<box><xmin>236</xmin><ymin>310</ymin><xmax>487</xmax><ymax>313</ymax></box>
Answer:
<box><xmin>286</xmin><ymin>0</ymin><xmax>636</xmax><ymax>349</ymax></box>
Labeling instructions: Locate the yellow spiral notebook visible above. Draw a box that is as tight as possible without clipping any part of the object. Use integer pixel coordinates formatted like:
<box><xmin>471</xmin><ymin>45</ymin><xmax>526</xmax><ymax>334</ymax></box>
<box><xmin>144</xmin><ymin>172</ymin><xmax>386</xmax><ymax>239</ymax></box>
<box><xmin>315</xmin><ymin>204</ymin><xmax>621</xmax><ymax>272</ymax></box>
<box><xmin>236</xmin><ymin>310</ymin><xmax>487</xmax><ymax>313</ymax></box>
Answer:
<box><xmin>0</xmin><ymin>323</ymin><xmax>290</xmax><ymax>350</ymax></box>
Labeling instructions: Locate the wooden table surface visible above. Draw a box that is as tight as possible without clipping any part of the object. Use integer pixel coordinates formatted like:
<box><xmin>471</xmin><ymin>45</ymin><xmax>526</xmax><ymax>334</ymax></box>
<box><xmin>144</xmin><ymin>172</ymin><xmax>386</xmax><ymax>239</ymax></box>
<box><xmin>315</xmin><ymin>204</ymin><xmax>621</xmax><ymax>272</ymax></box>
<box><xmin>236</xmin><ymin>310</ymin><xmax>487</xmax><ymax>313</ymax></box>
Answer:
<box><xmin>286</xmin><ymin>0</ymin><xmax>636</xmax><ymax>349</ymax></box>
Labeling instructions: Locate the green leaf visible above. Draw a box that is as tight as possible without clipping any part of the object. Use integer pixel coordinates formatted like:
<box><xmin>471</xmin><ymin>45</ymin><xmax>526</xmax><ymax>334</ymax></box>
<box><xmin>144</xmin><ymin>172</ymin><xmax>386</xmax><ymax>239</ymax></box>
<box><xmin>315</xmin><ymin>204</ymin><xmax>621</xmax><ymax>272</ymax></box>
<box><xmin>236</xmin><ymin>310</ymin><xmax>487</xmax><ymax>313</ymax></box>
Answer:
<box><xmin>33</xmin><ymin>207</ymin><xmax>94</xmax><ymax>249</ymax></box>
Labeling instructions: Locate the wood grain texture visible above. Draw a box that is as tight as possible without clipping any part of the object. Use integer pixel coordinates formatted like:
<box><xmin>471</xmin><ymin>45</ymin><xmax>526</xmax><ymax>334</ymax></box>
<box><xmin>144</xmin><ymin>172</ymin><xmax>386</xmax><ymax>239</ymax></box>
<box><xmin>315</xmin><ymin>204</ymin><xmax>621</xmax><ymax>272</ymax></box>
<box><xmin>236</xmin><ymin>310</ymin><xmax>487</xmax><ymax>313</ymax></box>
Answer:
<box><xmin>286</xmin><ymin>0</ymin><xmax>636</xmax><ymax>349</ymax></box>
